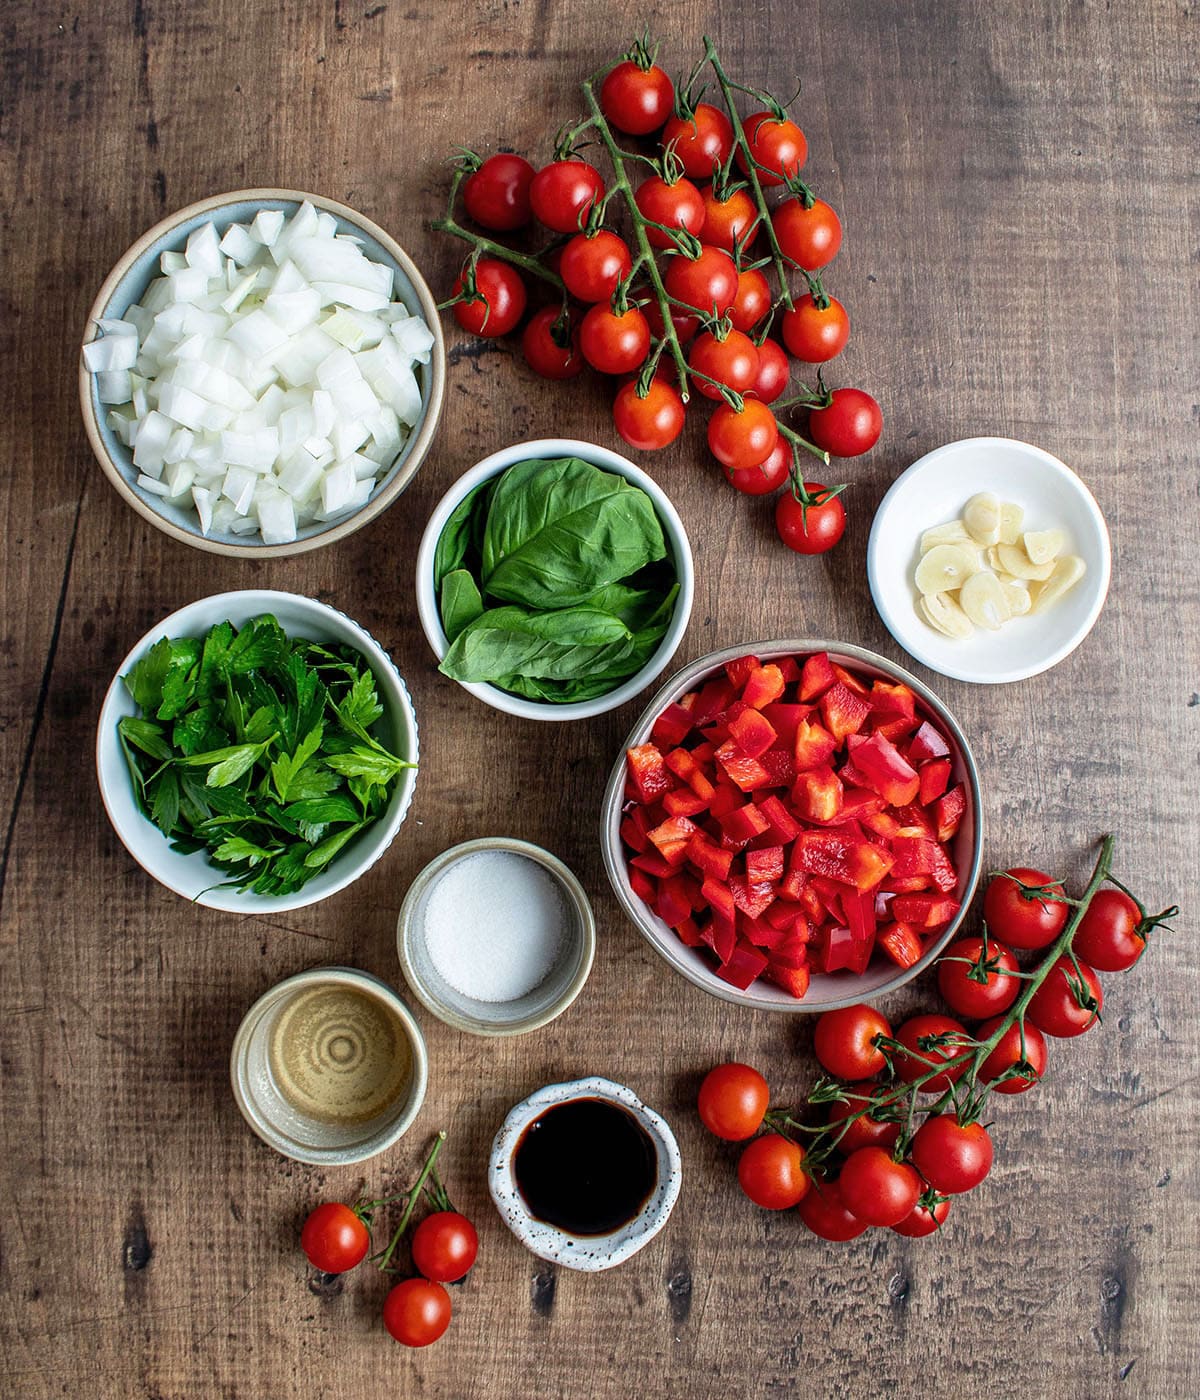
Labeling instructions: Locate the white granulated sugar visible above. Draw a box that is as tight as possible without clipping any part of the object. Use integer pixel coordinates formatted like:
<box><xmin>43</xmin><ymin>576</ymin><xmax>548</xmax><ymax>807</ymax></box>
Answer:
<box><xmin>422</xmin><ymin>850</ymin><xmax>568</xmax><ymax>1003</ymax></box>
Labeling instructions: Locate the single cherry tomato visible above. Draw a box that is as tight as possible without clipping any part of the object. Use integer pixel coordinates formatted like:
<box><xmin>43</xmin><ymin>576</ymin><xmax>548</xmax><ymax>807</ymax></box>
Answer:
<box><xmin>521</xmin><ymin>306</ymin><xmax>584</xmax><ymax>380</ymax></box>
<box><xmin>807</xmin><ymin>387</ymin><xmax>882</xmax><ymax>457</ymax></box>
<box><xmin>662</xmin><ymin>102</ymin><xmax>734</xmax><ymax>178</ymax></box>
<box><xmin>838</xmin><ymin>1147</ymin><xmax>921</xmax><ymax>1228</ymax></box>
<box><xmin>772</xmin><ymin>198</ymin><xmax>843</xmax><ymax>270</ymax></box>
<box><xmin>977</xmin><ymin>1016</ymin><xmax>1048</xmax><ymax>1094</ymax></box>
<box><xmin>530</xmin><ymin>159</ymin><xmax>606</xmax><ymax>233</ymax></box>
<box><xmin>382</xmin><ymin>1278</ymin><xmax>452</xmax><ymax>1347</ymax></box>
<box><xmin>689</xmin><ymin>328</ymin><xmax>759</xmax><ymax>400</ymax></box>
<box><xmin>729</xmin><ymin>267</ymin><xmax>771</xmax><ymax>333</ymax></box>
<box><xmin>982</xmin><ymin>868</ymin><xmax>1069</xmax><ymax>951</ymax></box>
<box><xmin>600</xmin><ymin>58</ymin><xmax>674</xmax><ymax>135</ymax></box>
<box><xmin>462</xmin><ymin>152</ymin><xmax>535</xmax><ymax>232</ymax></box>
<box><xmin>725</xmin><ymin>438</ymin><xmax>791</xmax><ymax>495</ymax></box>
<box><xmin>893</xmin><ymin>1013</ymin><xmax>972</xmax><ymax>1092</ymax></box>
<box><xmin>410</xmin><ymin>1211</ymin><xmax>479</xmax><ymax>1284</ymax></box>
<box><xmin>737</xmin><ymin>1133</ymin><xmax>809</xmax><ymax>1210</ymax></box>
<box><xmin>663</xmin><ymin>245</ymin><xmax>739</xmax><ymax>317</ymax></box>
<box><xmin>635</xmin><ymin>174</ymin><xmax>706</xmax><ymax>249</ymax></box>
<box><xmin>826</xmin><ymin>1081</ymin><xmax>902</xmax><ymax>1155</ymax></box>
<box><xmin>644</xmin><ymin>299</ymin><xmax>700</xmax><ymax>344</ymax></box>
<box><xmin>612</xmin><ymin>377</ymin><xmax>686</xmax><ymax>451</ymax></box>
<box><xmin>910</xmin><ymin>1116</ymin><xmax>993</xmax><ymax>1194</ymax></box>
<box><xmin>797</xmin><ymin>1175</ymin><xmax>869</xmax><ymax>1241</ymax></box>
<box><xmin>775</xmin><ymin>485</ymin><xmax>846</xmax><ymax>555</ymax></box>
<box><xmin>707</xmin><ymin>398</ymin><xmax>778</xmax><ymax>471</ymax></box>
<box><xmin>1027</xmin><ymin>956</ymin><xmax>1103</xmax><ymax>1038</ymax></box>
<box><xmin>813</xmin><ymin>1003</ymin><xmax>891</xmax><ymax>1080</ymax></box>
<box><xmin>697</xmin><ymin>1062</ymin><xmax>770</xmax><ymax>1141</ymax></box>
<box><xmin>891</xmin><ymin>1193</ymin><xmax>951</xmax><ymax>1238</ymax></box>
<box><xmin>300</xmin><ymin>1202</ymin><xmax>370</xmax><ymax>1274</ymax></box>
<box><xmin>560</xmin><ymin>229</ymin><xmax>633</xmax><ymax>303</ymax></box>
<box><xmin>747</xmin><ymin>336</ymin><xmax>790</xmax><ymax>403</ymax></box>
<box><xmin>579</xmin><ymin>304</ymin><xmax>651</xmax><ymax>374</ymax></box>
<box><xmin>780</xmin><ymin>294</ymin><xmax>850</xmax><ymax>363</ymax></box>
<box><xmin>698</xmin><ymin>185</ymin><xmax>760</xmax><ymax>252</ymax></box>
<box><xmin>936</xmin><ymin>936</ymin><xmax>1020</xmax><ymax>1019</ymax></box>
<box><xmin>1072</xmin><ymin>889</ymin><xmax>1147</xmax><ymax>971</ymax></box>
<box><xmin>738</xmin><ymin>111</ymin><xmax>808</xmax><ymax>186</ymax></box>
<box><xmin>451</xmin><ymin>259</ymin><xmax>526</xmax><ymax>338</ymax></box>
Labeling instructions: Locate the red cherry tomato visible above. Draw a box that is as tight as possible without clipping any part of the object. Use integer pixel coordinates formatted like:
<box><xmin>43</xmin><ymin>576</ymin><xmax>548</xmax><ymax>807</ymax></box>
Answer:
<box><xmin>600</xmin><ymin>59</ymin><xmax>674</xmax><ymax>135</ymax></box>
<box><xmin>521</xmin><ymin>306</ymin><xmax>584</xmax><ymax>380</ymax></box>
<box><xmin>697</xmin><ymin>1062</ymin><xmax>770</xmax><ymax>1141</ymax></box>
<box><xmin>663</xmin><ymin>245</ymin><xmax>739</xmax><ymax>317</ymax></box>
<box><xmin>738</xmin><ymin>111</ymin><xmax>808</xmax><ymax>187</ymax></box>
<box><xmin>910</xmin><ymin>1116</ymin><xmax>994</xmax><ymax>1194</ymax></box>
<box><xmin>698</xmin><ymin>185</ymin><xmax>760</xmax><ymax>252</ymax></box>
<box><xmin>780</xmin><ymin>294</ymin><xmax>850</xmax><ymax>363</ymax></box>
<box><xmin>662</xmin><ymin>102</ymin><xmax>734</xmax><ymax>178</ymax></box>
<box><xmin>1072</xmin><ymin>889</ymin><xmax>1147</xmax><ymax>971</ymax></box>
<box><xmin>772</xmin><ymin>197</ymin><xmax>843</xmax><ymax>269</ymax></box>
<box><xmin>635</xmin><ymin>174</ymin><xmax>706</xmax><ymax>249</ymax></box>
<box><xmin>737</xmin><ymin>1133</ymin><xmax>809</xmax><ymax>1210</ymax></box>
<box><xmin>936</xmin><ymin>936</ymin><xmax>1020</xmax><ymax>1019</ymax></box>
<box><xmin>893</xmin><ymin>1013</ymin><xmax>972</xmax><ymax>1092</ymax></box>
<box><xmin>977</xmin><ymin>1016</ymin><xmax>1048</xmax><ymax>1094</ymax></box>
<box><xmin>300</xmin><ymin>1202</ymin><xmax>370</xmax><ymax>1274</ymax></box>
<box><xmin>838</xmin><ymin>1147</ymin><xmax>921</xmax><ymax>1228</ymax></box>
<box><xmin>724</xmin><ymin>438</ymin><xmax>791</xmax><ymax>495</ymax></box>
<box><xmin>826</xmin><ymin>1081</ymin><xmax>902</xmax><ymax>1155</ymax></box>
<box><xmin>797</xmin><ymin>1176</ymin><xmax>869</xmax><ymax>1241</ymax></box>
<box><xmin>1027</xmin><ymin>956</ymin><xmax>1103</xmax><ymax>1038</ymax></box>
<box><xmin>644</xmin><ymin>299</ymin><xmax>700</xmax><ymax>345</ymax></box>
<box><xmin>729</xmin><ymin>267</ymin><xmax>771</xmax><ymax>333</ymax></box>
<box><xmin>813</xmin><ymin>1003</ymin><xmax>892</xmax><ymax>1080</ymax></box>
<box><xmin>579</xmin><ymin>304</ymin><xmax>651</xmax><ymax>374</ymax></box>
<box><xmin>451</xmin><ymin>259</ymin><xmax>526</xmax><ymax>338</ymax></box>
<box><xmin>707</xmin><ymin>398</ymin><xmax>778</xmax><ymax>470</ymax></box>
<box><xmin>530</xmin><ymin>159</ymin><xmax>606</xmax><ymax>233</ymax></box>
<box><xmin>747</xmin><ymin>336</ymin><xmax>790</xmax><ymax>403</ymax></box>
<box><xmin>808</xmin><ymin>387</ymin><xmax>882</xmax><ymax>457</ymax></box>
<box><xmin>891</xmin><ymin>1193</ymin><xmax>951</xmax><ymax>1238</ymax></box>
<box><xmin>982</xmin><ymin>868</ymin><xmax>1069</xmax><ymax>950</ymax></box>
<box><xmin>410</xmin><ymin>1211</ymin><xmax>479</xmax><ymax>1284</ymax></box>
<box><xmin>688</xmin><ymin>328</ymin><xmax>759</xmax><ymax>400</ymax></box>
<box><xmin>462</xmin><ymin>152</ymin><xmax>535</xmax><ymax>232</ymax></box>
<box><xmin>382</xmin><ymin>1278</ymin><xmax>452</xmax><ymax>1347</ymax></box>
<box><xmin>775</xmin><ymin>485</ymin><xmax>846</xmax><ymax>555</ymax></box>
<box><xmin>612</xmin><ymin>376</ymin><xmax>686</xmax><ymax>451</ymax></box>
<box><xmin>560</xmin><ymin>229</ymin><xmax>633</xmax><ymax>303</ymax></box>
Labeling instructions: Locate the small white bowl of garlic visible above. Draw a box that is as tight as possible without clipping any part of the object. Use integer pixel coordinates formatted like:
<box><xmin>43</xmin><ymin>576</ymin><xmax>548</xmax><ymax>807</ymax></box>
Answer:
<box><xmin>867</xmin><ymin>437</ymin><xmax>1111</xmax><ymax>684</ymax></box>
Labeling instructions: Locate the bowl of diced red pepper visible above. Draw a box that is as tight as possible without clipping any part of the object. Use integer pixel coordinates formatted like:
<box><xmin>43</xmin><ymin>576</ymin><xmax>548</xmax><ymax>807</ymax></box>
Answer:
<box><xmin>600</xmin><ymin>642</ymin><xmax>982</xmax><ymax>1012</ymax></box>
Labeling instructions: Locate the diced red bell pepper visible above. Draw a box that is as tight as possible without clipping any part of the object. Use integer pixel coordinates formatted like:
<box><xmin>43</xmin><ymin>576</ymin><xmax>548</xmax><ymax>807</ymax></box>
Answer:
<box><xmin>685</xmin><ymin>832</ymin><xmax>734</xmax><ymax>882</ymax></box>
<box><xmin>820</xmin><ymin>682</ymin><xmax>872</xmax><ymax>743</ymax></box>
<box><xmin>833</xmin><ymin>664</ymin><xmax>873</xmax><ymax>699</ymax></box>
<box><xmin>798</xmin><ymin>881</ymin><xmax>825</xmax><ymax>924</ymax></box>
<box><xmin>814</xmin><ymin>924</ymin><xmax>874</xmax><ymax>976</ymax></box>
<box><xmin>779</xmin><ymin>852</ymin><xmax>807</xmax><ymax>902</ymax></box>
<box><xmin>926</xmin><ymin>839</ymin><xmax>958</xmax><ymax>895</ymax></box>
<box><xmin>792</xmin><ymin>765</ymin><xmax>844</xmax><ymax>823</ymax></box>
<box><xmin>776</xmin><ymin>655</ymin><xmax>802</xmax><ymax>684</ymax></box>
<box><xmin>620</xmin><ymin>815</ymin><xmax>650</xmax><ymax>853</ymax></box>
<box><xmin>693</xmin><ymin>676</ymin><xmax>737</xmax><ymax>724</ymax></box>
<box><xmin>765</xmin><ymin>899</ymin><xmax>807</xmax><ymax>931</ymax></box>
<box><xmin>647</xmin><ymin>815</ymin><xmax>697</xmax><ymax>866</ymax></box>
<box><xmin>869</xmin><ymin>679</ymin><xmax>917</xmax><ymax>722</ymax></box>
<box><xmin>845</xmin><ymin>889</ymin><xmax>877</xmax><ymax>945</ymax></box>
<box><xmin>630</xmin><ymin>851</ymin><xmax>677</xmax><ymax>878</ymax></box>
<box><xmin>675</xmin><ymin>916</ymin><xmax>703</xmax><ymax>947</ymax></box>
<box><xmin>793</xmin><ymin>717</ymin><xmax>838</xmax><ymax>771</ymax></box>
<box><xmin>874</xmin><ymin>715</ymin><xmax>920</xmax><ymax>743</ymax></box>
<box><xmin>626</xmin><ymin>743</ymin><xmax>673</xmax><ymax>804</ymax></box>
<box><xmin>742</xmin><ymin>664</ymin><xmax>785</xmax><ymax>710</ymax></box>
<box><xmin>663</xmin><ymin>788</ymin><xmax>710</xmax><ymax>818</ymax></box>
<box><xmin>629</xmin><ymin>867</ymin><xmax>656</xmax><ymax>904</ymax></box>
<box><xmin>690</xmin><ymin>740</ymin><xmax>716</xmax><ymax>765</ymax></box>
<box><xmin>716</xmin><ymin>941</ymin><xmax>769</xmax><ymax>990</ymax></box>
<box><xmin>727</xmin><ymin>707</ymin><xmax>778</xmax><ymax>759</ymax></box>
<box><xmin>765</xmin><ymin>961</ymin><xmax>811</xmax><ymax>999</ymax></box>
<box><xmin>918</xmin><ymin>757</ymin><xmax>952</xmax><ymax>805</ymax></box>
<box><xmin>834</xmin><ymin>788</ymin><xmax>887</xmax><ymax>825</ymax></box>
<box><xmin>724</xmin><ymin>654</ymin><xmax>761</xmax><ymax>689</ymax></box>
<box><xmin>717</xmin><ymin>801</ymin><xmax>770</xmax><ymax>846</ymax></box>
<box><xmin>933</xmin><ymin>784</ymin><xmax>966</xmax><ymax>842</ymax></box>
<box><xmin>709</xmin><ymin>780</ymin><xmax>745</xmax><ymax>819</ymax></box>
<box><xmin>884</xmin><ymin>875</ymin><xmax>933</xmax><ymax>893</ymax></box>
<box><xmin>808</xmin><ymin>875</ymin><xmax>847</xmax><ymax>923</ymax></box>
<box><xmin>746</xmin><ymin>845</ymin><xmax>785</xmax><ymax>883</ymax></box>
<box><xmin>700</xmin><ymin>877</ymin><xmax>737</xmax><ymax>924</ymax></box>
<box><xmin>799</xmin><ymin>651</ymin><xmax>837</xmax><ymax>701</ymax></box>
<box><xmin>862</xmin><ymin>809</ymin><xmax>902</xmax><ymax>840</ymax></box>
<box><xmin>663</xmin><ymin>747</ymin><xmax>716</xmax><ymax>802</ymax></box>
<box><xmin>757</xmin><ymin>794</ymin><xmax>803</xmax><ymax>845</ymax></box>
<box><xmin>896</xmin><ymin>803</ymin><xmax>936</xmax><ymax>837</ymax></box>
<box><xmin>891</xmin><ymin>894</ymin><xmax>960</xmax><ymax>931</ymax></box>
<box><xmin>878</xmin><ymin>921</ymin><xmax>922</xmax><ymax>968</ymax></box>
<box><xmin>769</xmin><ymin>929</ymin><xmax>812</xmax><ymax>968</ymax></box>
<box><xmin>716</xmin><ymin>740</ymin><xmax>773</xmax><ymax>791</ymax></box>
<box><xmin>792</xmin><ymin>830</ymin><xmax>895</xmax><ymax>891</ymax></box>
<box><xmin>907</xmin><ymin>720</ymin><xmax>951</xmax><ymax>764</ymax></box>
<box><xmin>651</xmin><ymin>702</ymin><xmax>696</xmax><ymax>749</ymax></box>
<box><xmin>760</xmin><ymin>702</ymin><xmax>811</xmax><ymax>748</ymax></box>
<box><xmin>759</xmin><ymin>749</ymin><xmax>795</xmax><ymax>788</ymax></box>
<box><xmin>743</xmin><ymin>914</ymin><xmax>791</xmax><ymax>948</ymax></box>
<box><xmin>889</xmin><ymin>834</ymin><xmax>934</xmax><ymax>880</ymax></box>
<box><xmin>845</xmin><ymin>731</ymin><xmax>920</xmax><ymax>806</ymax></box>
<box><xmin>700</xmin><ymin>905</ymin><xmax>738</xmax><ymax>964</ymax></box>
<box><xmin>656</xmin><ymin>875</ymin><xmax>695</xmax><ymax>928</ymax></box>
<box><xmin>729</xmin><ymin>874</ymin><xmax>778</xmax><ymax>919</ymax></box>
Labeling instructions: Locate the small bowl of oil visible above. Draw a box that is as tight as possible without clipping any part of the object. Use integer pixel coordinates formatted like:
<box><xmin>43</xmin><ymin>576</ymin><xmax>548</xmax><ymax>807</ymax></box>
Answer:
<box><xmin>230</xmin><ymin>967</ymin><xmax>428</xmax><ymax>1165</ymax></box>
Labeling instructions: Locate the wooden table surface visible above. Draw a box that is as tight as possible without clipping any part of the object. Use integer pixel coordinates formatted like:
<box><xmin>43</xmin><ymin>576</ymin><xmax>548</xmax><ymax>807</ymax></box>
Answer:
<box><xmin>2</xmin><ymin>2</ymin><xmax>1197</xmax><ymax>1396</ymax></box>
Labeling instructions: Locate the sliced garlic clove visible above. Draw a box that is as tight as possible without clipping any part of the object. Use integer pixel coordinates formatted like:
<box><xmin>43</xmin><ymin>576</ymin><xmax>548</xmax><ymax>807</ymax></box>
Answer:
<box><xmin>999</xmin><ymin>501</ymin><xmax>1024</xmax><ymax>545</ymax></box>
<box><xmin>919</xmin><ymin>591</ymin><xmax>974</xmax><ymax>639</ymax></box>
<box><xmin>1000</xmin><ymin>578</ymin><xmax>1032</xmax><ymax>616</ymax></box>
<box><xmin>1023</xmin><ymin>528</ymin><xmax>1066</xmax><ymax>565</ymax></box>
<box><xmin>1031</xmin><ymin>555</ymin><xmax>1086</xmax><ymax>613</ymax></box>
<box><xmin>915</xmin><ymin>544</ymin><xmax>980</xmax><ymax>595</ymax></box>
<box><xmin>921</xmin><ymin>519</ymin><xmax>975</xmax><ymax>553</ymax></box>
<box><xmin>963</xmin><ymin>492</ymin><xmax>1002</xmax><ymax>546</ymax></box>
<box><xmin>996</xmin><ymin>543</ymin><xmax>1055</xmax><ymax>581</ymax></box>
<box><xmin>960</xmin><ymin>570</ymin><xmax>1012</xmax><ymax>631</ymax></box>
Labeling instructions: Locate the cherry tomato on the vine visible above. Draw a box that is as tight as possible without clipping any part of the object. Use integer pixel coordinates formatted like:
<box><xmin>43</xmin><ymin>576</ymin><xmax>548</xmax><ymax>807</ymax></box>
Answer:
<box><xmin>738</xmin><ymin>111</ymin><xmax>808</xmax><ymax>186</ymax></box>
<box><xmin>797</xmin><ymin>1176</ymin><xmax>869</xmax><ymax>1241</ymax></box>
<box><xmin>644</xmin><ymin>299</ymin><xmax>700</xmax><ymax>344</ymax></box>
<box><xmin>910</xmin><ymin>1116</ymin><xmax>993</xmax><ymax>1195</ymax></box>
<box><xmin>807</xmin><ymin>387</ymin><xmax>882</xmax><ymax>457</ymax></box>
<box><xmin>612</xmin><ymin>376</ymin><xmax>686</xmax><ymax>451</ymax></box>
<box><xmin>1027</xmin><ymin>956</ymin><xmax>1103</xmax><ymax>1038</ymax></box>
<box><xmin>725</xmin><ymin>438</ymin><xmax>791</xmax><ymax>495</ymax></box>
<box><xmin>707</xmin><ymin>398</ymin><xmax>778</xmax><ymax>470</ymax></box>
<box><xmin>697</xmin><ymin>1062</ymin><xmax>770</xmax><ymax>1141</ymax></box>
<box><xmin>579</xmin><ymin>304</ymin><xmax>651</xmax><ymax>374</ymax></box>
<box><xmin>1072</xmin><ymin>889</ymin><xmax>1146</xmax><ymax>971</ymax></box>
<box><xmin>737</xmin><ymin>1133</ymin><xmax>809</xmax><ymax>1210</ymax></box>
<box><xmin>982</xmin><ymin>868</ymin><xmax>1069</xmax><ymax>951</ymax></box>
<box><xmin>688</xmin><ymin>328</ymin><xmax>759</xmax><ymax>400</ymax></box>
<box><xmin>729</xmin><ymin>267</ymin><xmax>771</xmax><ymax>333</ymax></box>
<box><xmin>410</xmin><ymin>1211</ymin><xmax>479</xmax><ymax>1284</ymax></box>
<box><xmin>698</xmin><ymin>185</ymin><xmax>760</xmax><ymax>252</ymax></box>
<box><xmin>530</xmin><ymin>159</ymin><xmax>606</xmax><ymax>233</ymax></box>
<box><xmin>780</xmin><ymin>294</ymin><xmax>850</xmax><ymax>363</ymax></box>
<box><xmin>775</xmin><ymin>485</ymin><xmax>846</xmax><ymax>555</ymax></box>
<box><xmin>893</xmin><ymin>1013</ymin><xmax>972</xmax><ymax>1092</ymax></box>
<box><xmin>747</xmin><ymin>336</ymin><xmax>790</xmax><ymax>403</ymax></box>
<box><xmin>451</xmin><ymin>259</ymin><xmax>526</xmax><ymax>338</ymax></box>
<box><xmin>772</xmin><ymin>196</ymin><xmax>843</xmax><ymax>270</ymax></box>
<box><xmin>891</xmin><ymin>1193</ymin><xmax>951</xmax><ymax>1238</ymax></box>
<box><xmin>300</xmin><ymin>1202</ymin><xmax>370</xmax><ymax>1274</ymax></box>
<box><xmin>600</xmin><ymin>59</ymin><xmax>674</xmax><ymax>135</ymax></box>
<box><xmin>936</xmin><ymin>936</ymin><xmax>1020</xmax><ymax>1019</ymax></box>
<box><xmin>837</xmin><ymin>1147</ymin><xmax>921</xmax><ymax>1228</ymax></box>
<box><xmin>382</xmin><ymin>1278</ymin><xmax>452</xmax><ymax>1347</ymax></box>
<box><xmin>635</xmin><ymin>174</ymin><xmax>706</xmax><ymax>249</ymax></box>
<box><xmin>462</xmin><ymin>152</ymin><xmax>535</xmax><ymax>232</ymax></box>
<box><xmin>813</xmin><ymin>1003</ymin><xmax>891</xmax><ymax>1080</ymax></box>
<box><xmin>521</xmin><ymin>306</ymin><xmax>584</xmax><ymax>380</ymax></box>
<box><xmin>826</xmin><ymin>1081</ymin><xmax>902</xmax><ymax>1155</ymax></box>
<box><xmin>663</xmin><ymin>245</ymin><xmax>739</xmax><ymax>317</ymax></box>
<box><xmin>977</xmin><ymin>1016</ymin><xmax>1048</xmax><ymax>1094</ymax></box>
<box><xmin>560</xmin><ymin>229</ymin><xmax>633</xmax><ymax>303</ymax></box>
<box><xmin>662</xmin><ymin>102</ymin><xmax>735</xmax><ymax>178</ymax></box>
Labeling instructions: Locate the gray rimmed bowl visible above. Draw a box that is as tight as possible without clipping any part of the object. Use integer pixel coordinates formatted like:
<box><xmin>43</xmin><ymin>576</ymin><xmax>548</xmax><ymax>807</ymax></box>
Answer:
<box><xmin>599</xmin><ymin>639</ymin><xmax>983</xmax><ymax>1013</ymax></box>
<box><xmin>79</xmin><ymin>187</ymin><xmax>446</xmax><ymax>558</ymax></box>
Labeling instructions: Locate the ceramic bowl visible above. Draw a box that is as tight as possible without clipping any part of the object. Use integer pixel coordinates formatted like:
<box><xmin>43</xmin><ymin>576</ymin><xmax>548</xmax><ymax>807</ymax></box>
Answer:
<box><xmin>396</xmin><ymin>837</ymin><xmax>596</xmax><ymax>1037</ymax></box>
<box><xmin>414</xmin><ymin>437</ymin><xmax>695</xmax><ymax>721</ymax></box>
<box><xmin>489</xmin><ymin>1076</ymin><xmax>682</xmax><ymax>1271</ymax></box>
<box><xmin>230</xmin><ymin>967</ymin><xmax>428</xmax><ymax>1166</ymax></box>
<box><xmin>599</xmin><ymin>640</ymin><xmax>983</xmax><ymax>1013</ymax></box>
<box><xmin>96</xmin><ymin>589</ymin><xmax>419</xmax><ymax>912</ymax></box>
<box><xmin>79</xmin><ymin>187</ymin><xmax>446</xmax><ymax>558</ymax></box>
<box><xmin>867</xmin><ymin>437</ymin><xmax>1111</xmax><ymax>683</ymax></box>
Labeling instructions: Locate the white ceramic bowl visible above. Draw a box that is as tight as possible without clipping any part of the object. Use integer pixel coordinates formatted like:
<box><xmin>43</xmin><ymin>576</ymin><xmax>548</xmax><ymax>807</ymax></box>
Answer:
<box><xmin>96</xmin><ymin>590</ymin><xmax>419</xmax><ymax>912</ymax></box>
<box><xmin>489</xmin><ymin>1076</ymin><xmax>682</xmax><ymax>1272</ymax></box>
<box><xmin>230</xmin><ymin>967</ymin><xmax>428</xmax><ymax>1166</ymax></box>
<box><xmin>414</xmin><ymin>438</ymin><xmax>694</xmax><ymax>721</ymax></box>
<box><xmin>80</xmin><ymin>188</ymin><xmax>446</xmax><ymax>558</ymax></box>
<box><xmin>867</xmin><ymin>437</ymin><xmax>1111</xmax><ymax>684</ymax></box>
<box><xmin>600</xmin><ymin>640</ymin><xmax>983</xmax><ymax>1013</ymax></box>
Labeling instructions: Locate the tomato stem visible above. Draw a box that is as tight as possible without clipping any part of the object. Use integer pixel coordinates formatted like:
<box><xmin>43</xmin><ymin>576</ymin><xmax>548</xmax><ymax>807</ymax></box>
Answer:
<box><xmin>374</xmin><ymin>1131</ymin><xmax>447</xmax><ymax>1273</ymax></box>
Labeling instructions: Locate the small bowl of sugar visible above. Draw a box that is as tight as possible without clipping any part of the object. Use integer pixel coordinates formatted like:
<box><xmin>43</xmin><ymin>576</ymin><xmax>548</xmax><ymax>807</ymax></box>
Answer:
<box><xmin>396</xmin><ymin>837</ymin><xmax>596</xmax><ymax>1037</ymax></box>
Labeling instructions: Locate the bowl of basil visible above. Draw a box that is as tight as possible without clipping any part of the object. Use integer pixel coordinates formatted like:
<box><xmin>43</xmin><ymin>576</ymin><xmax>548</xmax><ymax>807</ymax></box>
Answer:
<box><xmin>415</xmin><ymin>439</ymin><xmax>695</xmax><ymax>720</ymax></box>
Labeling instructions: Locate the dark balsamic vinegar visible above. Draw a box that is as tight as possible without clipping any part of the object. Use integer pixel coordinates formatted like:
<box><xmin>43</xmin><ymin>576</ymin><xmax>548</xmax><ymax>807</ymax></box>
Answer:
<box><xmin>513</xmin><ymin>1097</ymin><xmax>658</xmax><ymax>1236</ymax></box>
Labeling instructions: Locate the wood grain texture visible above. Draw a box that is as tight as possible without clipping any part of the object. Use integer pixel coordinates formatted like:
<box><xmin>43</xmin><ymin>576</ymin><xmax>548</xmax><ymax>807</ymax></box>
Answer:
<box><xmin>1</xmin><ymin>1</ymin><xmax>1197</xmax><ymax>1396</ymax></box>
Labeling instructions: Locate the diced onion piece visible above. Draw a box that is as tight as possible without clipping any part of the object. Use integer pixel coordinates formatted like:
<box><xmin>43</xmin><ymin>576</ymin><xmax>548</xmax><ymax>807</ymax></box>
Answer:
<box><xmin>185</xmin><ymin>222</ymin><xmax>223</xmax><ymax>279</ymax></box>
<box><xmin>137</xmin><ymin>472</ymin><xmax>171</xmax><ymax>496</ymax></box>
<box><xmin>219</xmin><ymin>222</ymin><xmax>259</xmax><ymax>265</ymax></box>
<box><xmin>83</xmin><ymin>333</ymin><xmax>139</xmax><ymax>373</ymax></box>
<box><xmin>250</xmin><ymin>209</ymin><xmax>285</xmax><ymax>247</ymax></box>
<box><xmin>256</xmin><ymin>488</ymin><xmax>297</xmax><ymax>545</ymax></box>
<box><xmin>192</xmin><ymin>485</ymin><xmax>214</xmax><ymax>534</ymax></box>
<box><xmin>96</xmin><ymin>370</ymin><xmax>133</xmax><ymax>404</ymax></box>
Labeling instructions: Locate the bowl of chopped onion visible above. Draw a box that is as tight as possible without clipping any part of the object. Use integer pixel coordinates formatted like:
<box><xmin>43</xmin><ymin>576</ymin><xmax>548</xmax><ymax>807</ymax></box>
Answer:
<box><xmin>79</xmin><ymin>189</ymin><xmax>446</xmax><ymax>557</ymax></box>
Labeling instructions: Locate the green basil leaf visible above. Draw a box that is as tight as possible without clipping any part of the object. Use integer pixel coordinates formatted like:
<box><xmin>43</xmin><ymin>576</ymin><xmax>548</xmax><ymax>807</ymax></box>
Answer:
<box><xmin>439</xmin><ymin>605</ymin><xmax>641</xmax><ymax>684</ymax></box>
<box><xmin>439</xmin><ymin>569</ymin><xmax>485</xmax><ymax>642</ymax></box>
<box><xmin>433</xmin><ymin>480</ymin><xmax>491</xmax><ymax>587</ymax></box>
